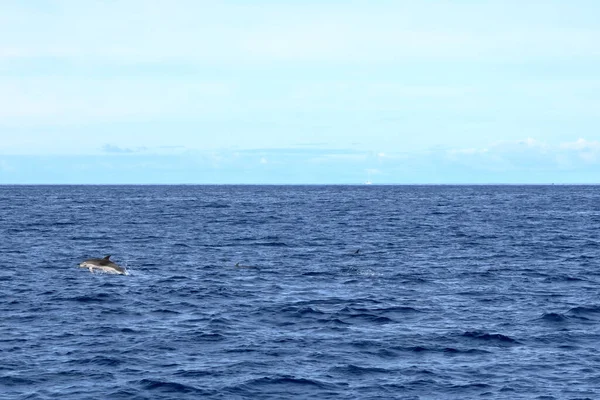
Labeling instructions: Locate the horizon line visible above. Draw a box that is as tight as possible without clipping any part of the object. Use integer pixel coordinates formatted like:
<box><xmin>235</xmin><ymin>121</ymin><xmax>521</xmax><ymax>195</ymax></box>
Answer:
<box><xmin>1</xmin><ymin>183</ymin><xmax>599</xmax><ymax>186</ymax></box>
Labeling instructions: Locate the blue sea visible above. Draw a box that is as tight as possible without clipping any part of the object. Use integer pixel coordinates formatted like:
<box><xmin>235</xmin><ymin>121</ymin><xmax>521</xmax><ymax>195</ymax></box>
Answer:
<box><xmin>1</xmin><ymin>185</ymin><xmax>599</xmax><ymax>399</ymax></box>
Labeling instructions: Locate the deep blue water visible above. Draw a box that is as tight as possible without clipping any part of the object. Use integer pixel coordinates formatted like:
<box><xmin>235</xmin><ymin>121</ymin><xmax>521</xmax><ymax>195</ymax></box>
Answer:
<box><xmin>1</xmin><ymin>185</ymin><xmax>600</xmax><ymax>399</ymax></box>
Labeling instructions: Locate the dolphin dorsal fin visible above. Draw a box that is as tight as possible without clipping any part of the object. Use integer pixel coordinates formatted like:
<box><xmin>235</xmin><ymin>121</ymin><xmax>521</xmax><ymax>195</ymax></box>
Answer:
<box><xmin>103</xmin><ymin>255</ymin><xmax>111</xmax><ymax>260</ymax></box>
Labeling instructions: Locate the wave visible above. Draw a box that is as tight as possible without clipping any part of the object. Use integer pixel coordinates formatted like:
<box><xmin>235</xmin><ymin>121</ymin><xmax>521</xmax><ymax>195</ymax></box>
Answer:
<box><xmin>69</xmin><ymin>355</ymin><xmax>123</xmax><ymax>367</ymax></box>
<box><xmin>201</xmin><ymin>202</ymin><xmax>230</xmax><ymax>208</ymax></box>
<box><xmin>568</xmin><ymin>305</ymin><xmax>600</xmax><ymax>315</ymax></box>
<box><xmin>136</xmin><ymin>378</ymin><xmax>209</xmax><ymax>395</ymax></box>
<box><xmin>0</xmin><ymin>375</ymin><xmax>38</xmax><ymax>386</ymax></box>
<box><xmin>462</xmin><ymin>331</ymin><xmax>518</xmax><ymax>344</ymax></box>
<box><xmin>329</xmin><ymin>364</ymin><xmax>390</xmax><ymax>375</ymax></box>
<box><xmin>173</xmin><ymin>369</ymin><xmax>212</xmax><ymax>378</ymax></box>
<box><xmin>254</xmin><ymin>241</ymin><xmax>289</xmax><ymax>247</ymax></box>
<box><xmin>234</xmin><ymin>376</ymin><xmax>339</xmax><ymax>391</ymax></box>
<box><xmin>567</xmin><ymin>306</ymin><xmax>600</xmax><ymax>320</ymax></box>
<box><xmin>70</xmin><ymin>293</ymin><xmax>113</xmax><ymax>303</ymax></box>
<box><xmin>390</xmin><ymin>345</ymin><xmax>490</xmax><ymax>354</ymax></box>
<box><xmin>338</xmin><ymin>312</ymin><xmax>394</xmax><ymax>324</ymax></box>
<box><xmin>540</xmin><ymin>312</ymin><xmax>570</xmax><ymax>322</ymax></box>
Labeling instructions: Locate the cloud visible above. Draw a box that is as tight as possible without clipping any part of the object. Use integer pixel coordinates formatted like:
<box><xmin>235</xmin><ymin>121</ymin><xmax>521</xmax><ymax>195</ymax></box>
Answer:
<box><xmin>559</xmin><ymin>138</ymin><xmax>600</xmax><ymax>164</ymax></box>
<box><xmin>517</xmin><ymin>137</ymin><xmax>547</xmax><ymax>148</ymax></box>
<box><xmin>102</xmin><ymin>144</ymin><xmax>135</xmax><ymax>154</ymax></box>
<box><xmin>446</xmin><ymin>137</ymin><xmax>600</xmax><ymax>171</ymax></box>
<box><xmin>2</xmin><ymin>139</ymin><xmax>599</xmax><ymax>184</ymax></box>
<box><xmin>560</xmin><ymin>138</ymin><xmax>600</xmax><ymax>151</ymax></box>
<box><xmin>101</xmin><ymin>144</ymin><xmax>193</xmax><ymax>155</ymax></box>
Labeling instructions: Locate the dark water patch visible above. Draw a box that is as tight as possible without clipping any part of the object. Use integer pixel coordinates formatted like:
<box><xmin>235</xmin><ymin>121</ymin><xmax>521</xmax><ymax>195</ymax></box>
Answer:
<box><xmin>336</xmin><ymin>312</ymin><xmax>394</xmax><ymax>325</ymax></box>
<box><xmin>568</xmin><ymin>306</ymin><xmax>600</xmax><ymax>316</ymax></box>
<box><xmin>336</xmin><ymin>306</ymin><xmax>396</xmax><ymax>324</ymax></box>
<box><xmin>136</xmin><ymin>378</ymin><xmax>209</xmax><ymax>395</ymax></box>
<box><xmin>53</xmin><ymin>221</ymin><xmax>77</xmax><ymax>226</ymax></box>
<box><xmin>324</xmin><ymin>318</ymin><xmax>352</xmax><ymax>327</ymax></box>
<box><xmin>292</xmin><ymin>306</ymin><xmax>326</xmax><ymax>316</ymax></box>
<box><xmin>69</xmin><ymin>236</ymin><xmax>110</xmax><ymax>241</ymax></box>
<box><xmin>302</xmin><ymin>270</ymin><xmax>335</xmax><ymax>277</ymax></box>
<box><xmin>544</xmin><ymin>275</ymin><xmax>590</xmax><ymax>283</ymax></box>
<box><xmin>70</xmin><ymin>293</ymin><xmax>114</xmax><ymax>303</ymax></box>
<box><xmin>451</xmin><ymin>382</ymin><xmax>492</xmax><ymax>389</ymax></box>
<box><xmin>442</xmin><ymin>347</ymin><xmax>490</xmax><ymax>354</ymax></box>
<box><xmin>0</xmin><ymin>375</ymin><xmax>38</xmax><ymax>386</ymax></box>
<box><xmin>151</xmin><ymin>308</ymin><xmax>181</xmax><ymax>315</ymax></box>
<box><xmin>0</xmin><ymin>249</ymin><xmax>26</xmax><ymax>254</ymax></box>
<box><xmin>173</xmin><ymin>369</ymin><xmax>212</xmax><ymax>378</ymax></box>
<box><xmin>232</xmin><ymin>376</ymin><xmax>340</xmax><ymax>392</ymax></box>
<box><xmin>540</xmin><ymin>312</ymin><xmax>570</xmax><ymax>322</ymax></box>
<box><xmin>391</xmin><ymin>345</ymin><xmax>490</xmax><ymax>355</ymax></box>
<box><xmin>202</xmin><ymin>202</ymin><xmax>230</xmax><ymax>208</ymax></box>
<box><xmin>330</xmin><ymin>364</ymin><xmax>391</xmax><ymax>375</ymax></box>
<box><xmin>106</xmin><ymin>388</ymin><xmax>144</xmax><ymax>400</ymax></box>
<box><xmin>188</xmin><ymin>331</ymin><xmax>226</xmax><ymax>341</ymax></box>
<box><xmin>351</xmin><ymin>305</ymin><xmax>421</xmax><ymax>316</ymax></box>
<box><xmin>69</xmin><ymin>355</ymin><xmax>124</xmax><ymax>367</ymax></box>
<box><xmin>157</xmin><ymin>275</ymin><xmax>190</xmax><ymax>283</ymax></box>
<box><xmin>254</xmin><ymin>241</ymin><xmax>289</xmax><ymax>247</ymax></box>
<box><xmin>462</xmin><ymin>331</ymin><xmax>519</xmax><ymax>344</ymax></box>
<box><xmin>348</xmin><ymin>339</ymin><xmax>384</xmax><ymax>350</ymax></box>
<box><xmin>392</xmin><ymin>274</ymin><xmax>429</xmax><ymax>284</ymax></box>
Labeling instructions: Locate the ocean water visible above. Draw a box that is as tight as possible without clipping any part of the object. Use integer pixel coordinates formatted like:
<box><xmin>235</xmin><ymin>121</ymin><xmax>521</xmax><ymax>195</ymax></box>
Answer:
<box><xmin>1</xmin><ymin>185</ymin><xmax>599</xmax><ymax>400</ymax></box>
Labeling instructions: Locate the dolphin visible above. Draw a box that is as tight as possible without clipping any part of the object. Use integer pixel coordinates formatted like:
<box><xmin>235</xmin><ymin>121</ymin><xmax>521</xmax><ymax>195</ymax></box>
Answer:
<box><xmin>79</xmin><ymin>255</ymin><xmax>127</xmax><ymax>275</ymax></box>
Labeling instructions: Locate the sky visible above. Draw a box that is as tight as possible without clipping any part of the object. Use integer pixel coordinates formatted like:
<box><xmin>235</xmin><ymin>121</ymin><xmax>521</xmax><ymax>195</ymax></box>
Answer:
<box><xmin>1</xmin><ymin>0</ymin><xmax>599</xmax><ymax>184</ymax></box>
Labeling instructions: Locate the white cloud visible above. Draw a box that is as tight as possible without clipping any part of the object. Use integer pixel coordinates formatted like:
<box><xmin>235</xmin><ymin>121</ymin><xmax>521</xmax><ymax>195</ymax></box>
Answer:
<box><xmin>446</xmin><ymin>137</ymin><xmax>600</xmax><ymax>170</ymax></box>
<box><xmin>259</xmin><ymin>157</ymin><xmax>268</xmax><ymax>164</ymax></box>
<box><xmin>559</xmin><ymin>138</ymin><xmax>600</xmax><ymax>164</ymax></box>
<box><xmin>517</xmin><ymin>137</ymin><xmax>545</xmax><ymax>148</ymax></box>
<box><xmin>560</xmin><ymin>138</ymin><xmax>600</xmax><ymax>151</ymax></box>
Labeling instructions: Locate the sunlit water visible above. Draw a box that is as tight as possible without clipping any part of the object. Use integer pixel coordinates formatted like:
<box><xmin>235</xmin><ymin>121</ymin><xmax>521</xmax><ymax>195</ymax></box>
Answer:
<box><xmin>1</xmin><ymin>185</ymin><xmax>599</xmax><ymax>399</ymax></box>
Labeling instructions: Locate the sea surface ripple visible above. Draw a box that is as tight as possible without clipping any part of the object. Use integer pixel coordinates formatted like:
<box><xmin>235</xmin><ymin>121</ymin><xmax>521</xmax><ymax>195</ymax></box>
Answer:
<box><xmin>1</xmin><ymin>185</ymin><xmax>599</xmax><ymax>399</ymax></box>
